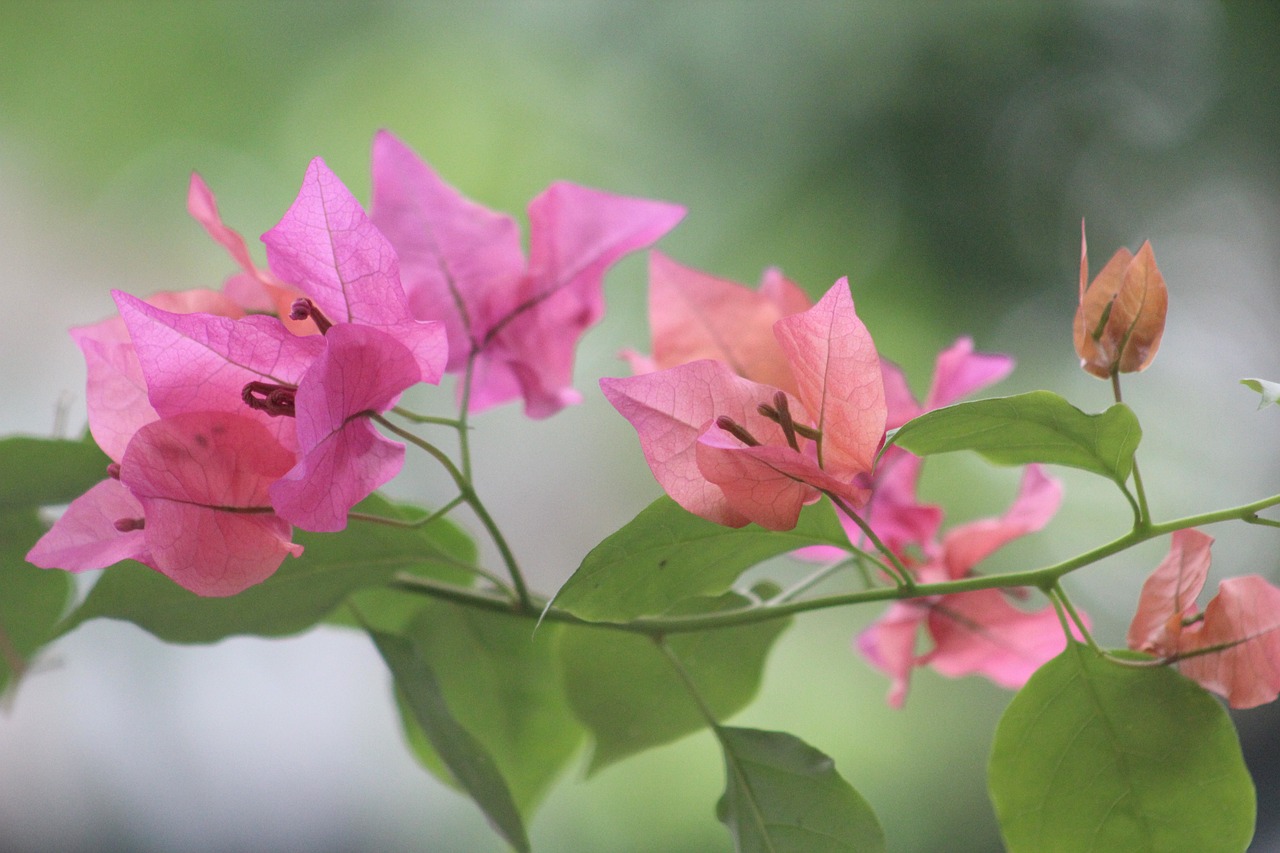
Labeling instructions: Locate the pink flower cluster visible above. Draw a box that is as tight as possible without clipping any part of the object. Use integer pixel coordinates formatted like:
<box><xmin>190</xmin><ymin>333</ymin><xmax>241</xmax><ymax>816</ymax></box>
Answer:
<box><xmin>27</xmin><ymin>132</ymin><xmax>683</xmax><ymax>596</ymax></box>
<box><xmin>604</xmin><ymin>256</ymin><xmax>1078</xmax><ymax>704</ymax></box>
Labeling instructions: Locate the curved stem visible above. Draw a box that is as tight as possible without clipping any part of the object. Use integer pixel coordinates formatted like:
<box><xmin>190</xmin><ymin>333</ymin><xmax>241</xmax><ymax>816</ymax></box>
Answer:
<box><xmin>826</xmin><ymin>493</ymin><xmax>914</xmax><ymax>589</ymax></box>
<box><xmin>390</xmin><ymin>406</ymin><xmax>465</xmax><ymax>429</ymax></box>
<box><xmin>372</xmin><ymin>413</ymin><xmax>533</xmax><ymax>611</ymax></box>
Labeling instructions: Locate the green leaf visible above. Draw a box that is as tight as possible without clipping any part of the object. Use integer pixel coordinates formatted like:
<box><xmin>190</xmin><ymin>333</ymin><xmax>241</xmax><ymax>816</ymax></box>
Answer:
<box><xmin>0</xmin><ymin>432</ymin><xmax>110</xmax><ymax>511</ymax></box>
<box><xmin>887</xmin><ymin>391</ymin><xmax>1142</xmax><ymax>484</ymax></box>
<box><xmin>0</xmin><ymin>432</ymin><xmax>111</xmax><ymax>693</ymax></box>
<box><xmin>0</xmin><ymin>510</ymin><xmax>74</xmax><ymax>694</ymax></box>
<box><xmin>558</xmin><ymin>585</ymin><xmax>792</xmax><ymax>773</ymax></box>
<box><xmin>368</xmin><ymin>628</ymin><xmax>529</xmax><ymax>853</ymax></box>
<box><xmin>989</xmin><ymin>642</ymin><xmax>1255</xmax><ymax>852</ymax></box>
<box><xmin>394</xmin><ymin>602</ymin><xmax>583</xmax><ymax>817</ymax></box>
<box><xmin>58</xmin><ymin>494</ymin><xmax>476</xmax><ymax>643</ymax></box>
<box><xmin>1241</xmin><ymin>378</ymin><xmax>1280</xmax><ymax>409</ymax></box>
<box><xmin>716</xmin><ymin>726</ymin><xmax>884</xmax><ymax>853</ymax></box>
<box><xmin>553</xmin><ymin>496</ymin><xmax>849</xmax><ymax>622</ymax></box>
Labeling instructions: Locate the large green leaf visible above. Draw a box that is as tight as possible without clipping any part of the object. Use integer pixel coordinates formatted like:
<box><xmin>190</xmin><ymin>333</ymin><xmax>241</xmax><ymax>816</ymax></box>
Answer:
<box><xmin>394</xmin><ymin>602</ymin><xmax>583</xmax><ymax>817</ymax></box>
<box><xmin>989</xmin><ymin>642</ymin><xmax>1255</xmax><ymax>852</ymax></box>
<box><xmin>716</xmin><ymin>726</ymin><xmax>884</xmax><ymax>853</ymax></box>
<box><xmin>558</xmin><ymin>586</ymin><xmax>792</xmax><ymax>773</ymax></box>
<box><xmin>0</xmin><ymin>432</ymin><xmax>110</xmax><ymax>511</ymax></box>
<box><xmin>0</xmin><ymin>511</ymin><xmax>74</xmax><ymax>694</ymax></box>
<box><xmin>887</xmin><ymin>391</ymin><xmax>1142</xmax><ymax>484</ymax></box>
<box><xmin>368</xmin><ymin>628</ymin><xmax>529</xmax><ymax>853</ymax></box>
<box><xmin>553</xmin><ymin>496</ymin><xmax>849</xmax><ymax>622</ymax></box>
<box><xmin>0</xmin><ymin>433</ymin><xmax>112</xmax><ymax>693</ymax></box>
<box><xmin>58</xmin><ymin>494</ymin><xmax>475</xmax><ymax>643</ymax></box>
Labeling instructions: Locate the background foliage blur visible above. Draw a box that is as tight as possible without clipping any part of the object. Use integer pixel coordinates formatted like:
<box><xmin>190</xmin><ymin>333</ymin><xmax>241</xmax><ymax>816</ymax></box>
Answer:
<box><xmin>3</xmin><ymin>3</ymin><xmax>1280</xmax><ymax>851</ymax></box>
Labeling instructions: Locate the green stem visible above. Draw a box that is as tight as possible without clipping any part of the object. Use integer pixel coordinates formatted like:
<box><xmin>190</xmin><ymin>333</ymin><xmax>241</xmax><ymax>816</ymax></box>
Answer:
<box><xmin>372</xmin><ymin>413</ymin><xmax>533</xmax><ymax>611</ymax></box>
<box><xmin>1048</xmin><ymin>582</ymin><xmax>1100</xmax><ymax>653</ymax></box>
<box><xmin>1111</xmin><ymin>371</ymin><xmax>1152</xmax><ymax>526</ymax></box>
<box><xmin>390</xmin><ymin>406</ymin><xmax>465</xmax><ymax>429</ymax></box>
<box><xmin>348</xmin><ymin>494</ymin><xmax>466</xmax><ymax>529</ymax></box>
<box><xmin>827</xmin><ymin>493</ymin><xmax>914</xmax><ymax>590</ymax></box>
<box><xmin>390</xmin><ymin>490</ymin><xmax>1280</xmax><ymax>635</ymax></box>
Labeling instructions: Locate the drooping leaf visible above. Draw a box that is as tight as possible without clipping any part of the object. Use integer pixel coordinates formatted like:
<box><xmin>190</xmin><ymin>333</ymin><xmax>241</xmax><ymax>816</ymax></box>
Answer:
<box><xmin>394</xmin><ymin>602</ymin><xmax>583</xmax><ymax>816</ymax></box>
<box><xmin>1241</xmin><ymin>378</ymin><xmax>1280</xmax><ymax>409</ymax></box>
<box><xmin>553</xmin><ymin>496</ymin><xmax>848</xmax><ymax>622</ymax></box>
<box><xmin>368</xmin><ymin>628</ymin><xmax>529</xmax><ymax>853</ymax></box>
<box><xmin>558</xmin><ymin>585</ymin><xmax>792</xmax><ymax>773</ymax></box>
<box><xmin>989</xmin><ymin>642</ymin><xmax>1254</xmax><ymax>852</ymax></box>
<box><xmin>1</xmin><ymin>511</ymin><xmax>75</xmax><ymax>694</ymax></box>
<box><xmin>0</xmin><ymin>433</ymin><xmax>110</xmax><ymax>511</ymax></box>
<box><xmin>716</xmin><ymin>726</ymin><xmax>884</xmax><ymax>853</ymax></box>
<box><xmin>887</xmin><ymin>391</ymin><xmax>1142</xmax><ymax>485</ymax></box>
<box><xmin>58</xmin><ymin>494</ymin><xmax>474</xmax><ymax>643</ymax></box>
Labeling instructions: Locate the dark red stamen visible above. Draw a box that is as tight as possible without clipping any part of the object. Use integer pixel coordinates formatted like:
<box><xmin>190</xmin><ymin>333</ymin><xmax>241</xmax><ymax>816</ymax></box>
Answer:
<box><xmin>242</xmin><ymin>381</ymin><xmax>298</xmax><ymax>417</ymax></box>
<box><xmin>290</xmin><ymin>298</ymin><xmax>334</xmax><ymax>334</ymax></box>
<box><xmin>715</xmin><ymin>415</ymin><xmax>761</xmax><ymax>447</ymax></box>
<box><xmin>114</xmin><ymin>517</ymin><xmax>145</xmax><ymax>533</ymax></box>
<box><xmin>106</xmin><ymin>462</ymin><xmax>121</xmax><ymax>480</ymax></box>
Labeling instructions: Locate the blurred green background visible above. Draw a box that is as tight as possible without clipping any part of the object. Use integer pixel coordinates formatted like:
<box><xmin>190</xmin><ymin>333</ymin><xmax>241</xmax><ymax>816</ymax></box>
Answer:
<box><xmin>3</xmin><ymin>2</ymin><xmax>1280</xmax><ymax>851</ymax></box>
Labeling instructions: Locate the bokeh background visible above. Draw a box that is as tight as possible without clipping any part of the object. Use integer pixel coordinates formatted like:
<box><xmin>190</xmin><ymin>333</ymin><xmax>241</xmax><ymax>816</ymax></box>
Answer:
<box><xmin>3</xmin><ymin>2</ymin><xmax>1280</xmax><ymax>851</ymax></box>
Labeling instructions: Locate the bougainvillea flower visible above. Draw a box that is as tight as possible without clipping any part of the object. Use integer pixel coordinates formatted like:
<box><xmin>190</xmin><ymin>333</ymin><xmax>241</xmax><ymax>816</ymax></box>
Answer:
<box><xmin>114</xmin><ymin>291</ymin><xmax>325</xmax><ymax>450</ymax></box>
<box><xmin>370</xmin><ymin>130</ymin><xmax>685</xmax><ymax>418</ymax></box>
<box><xmin>1074</xmin><ymin>222</ymin><xmax>1168</xmax><ymax>379</ymax></box>
<box><xmin>30</xmin><ymin>412</ymin><xmax>302</xmax><ymax>597</ymax></box>
<box><xmin>1127</xmin><ymin>529</ymin><xmax>1280</xmax><ymax>708</ymax></box>
<box><xmin>602</xmin><ymin>278</ymin><xmax>885</xmax><ymax>531</ymax></box>
<box><xmin>268</xmin><ymin>323</ymin><xmax>422</xmax><ymax>532</ymax></box>
<box><xmin>623</xmin><ymin>253</ymin><xmax>811</xmax><ymax>397</ymax></box>
<box><xmin>857</xmin><ymin>465</ymin><xmax>1076</xmax><ymax>707</ymax></box>
<box><xmin>262</xmin><ymin>157</ymin><xmax>448</xmax><ymax>385</ymax></box>
<box><xmin>187</xmin><ymin>173</ymin><xmax>304</xmax><ymax>323</ymax></box>
<box><xmin>26</xmin><ymin>478</ymin><xmax>152</xmax><ymax>572</ymax></box>
<box><xmin>70</xmin><ymin>289</ymin><xmax>246</xmax><ymax>462</ymax></box>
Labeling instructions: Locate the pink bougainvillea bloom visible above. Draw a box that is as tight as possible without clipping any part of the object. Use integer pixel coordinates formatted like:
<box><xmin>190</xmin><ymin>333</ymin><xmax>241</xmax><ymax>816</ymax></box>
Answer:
<box><xmin>114</xmin><ymin>291</ymin><xmax>325</xmax><ymax>450</ymax></box>
<box><xmin>602</xmin><ymin>278</ymin><xmax>885</xmax><ymax>531</ymax></box>
<box><xmin>857</xmin><ymin>465</ymin><xmax>1076</xmax><ymax>707</ymax></box>
<box><xmin>262</xmin><ymin>157</ymin><xmax>448</xmax><ymax>385</ymax></box>
<box><xmin>30</xmin><ymin>412</ymin><xmax>302</xmax><ymax>597</ymax></box>
<box><xmin>626</xmin><ymin>253</ymin><xmax>811</xmax><ymax>397</ymax></box>
<box><xmin>268</xmin><ymin>323</ymin><xmax>423</xmax><ymax>532</ymax></box>
<box><xmin>1127</xmin><ymin>529</ymin><xmax>1280</xmax><ymax>708</ymax></box>
<box><xmin>1074</xmin><ymin>221</ymin><xmax>1168</xmax><ymax>379</ymax></box>
<box><xmin>370</xmin><ymin>130</ymin><xmax>685</xmax><ymax>418</ymax></box>
<box><xmin>187</xmin><ymin>173</ymin><xmax>302</xmax><ymax>319</ymax></box>
<box><xmin>71</xmin><ymin>289</ymin><xmax>246</xmax><ymax>462</ymax></box>
<box><xmin>26</xmin><ymin>478</ymin><xmax>152</xmax><ymax>572</ymax></box>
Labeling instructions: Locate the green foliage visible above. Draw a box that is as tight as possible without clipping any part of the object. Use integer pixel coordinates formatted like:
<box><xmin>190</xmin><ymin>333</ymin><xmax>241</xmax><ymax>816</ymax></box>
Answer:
<box><xmin>553</xmin><ymin>496</ymin><xmax>849</xmax><ymax>622</ymax></box>
<box><xmin>0</xmin><ymin>434</ymin><xmax>109</xmax><ymax>693</ymax></box>
<box><xmin>58</xmin><ymin>494</ymin><xmax>476</xmax><ymax>643</ymax></box>
<box><xmin>888</xmin><ymin>391</ymin><xmax>1142</xmax><ymax>485</ymax></box>
<box><xmin>369</xmin><ymin>627</ymin><xmax>529</xmax><ymax>853</ymax></box>
<box><xmin>392</xmin><ymin>601</ymin><xmax>584</xmax><ymax>817</ymax></box>
<box><xmin>989</xmin><ymin>642</ymin><xmax>1255</xmax><ymax>852</ymax></box>
<box><xmin>558</xmin><ymin>585</ymin><xmax>792</xmax><ymax>773</ymax></box>
<box><xmin>716</xmin><ymin>726</ymin><xmax>884</xmax><ymax>853</ymax></box>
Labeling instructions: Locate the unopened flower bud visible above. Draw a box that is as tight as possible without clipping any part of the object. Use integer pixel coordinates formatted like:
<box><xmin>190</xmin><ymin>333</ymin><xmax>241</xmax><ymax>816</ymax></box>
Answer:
<box><xmin>1074</xmin><ymin>222</ymin><xmax>1168</xmax><ymax>379</ymax></box>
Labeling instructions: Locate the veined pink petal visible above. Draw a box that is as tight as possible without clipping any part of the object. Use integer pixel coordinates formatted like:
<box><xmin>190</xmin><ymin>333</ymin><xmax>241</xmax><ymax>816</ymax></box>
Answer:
<box><xmin>369</xmin><ymin>130</ymin><xmax>525</xmax><ymax>372</ymax></box>
<box><xmin>478</xmin><ymin>183</ymin><xmax>685</xmax><ymax>418</ymax></box>
<box><xmin>940</xmin><ymin>465</ymin><xmax>1061</xmax><ymax>579</ymax></box>
<box><xmin>694</xmin><ymin>432</ymin><xmax>825</xmax><ymax>531</ymax></box>
<box><xmin>646</xmin><ymin>252</ymin><xmax>799</xmax><ymax>395</ymax></box>
<box><xmin>114</xmin><ymin>291</ymin><xmax>324</xmax><ymax>449</ymax></box>
<box><xmin>773</xmin><ymin>278</ymin><xmax>886</xmax><ymax>479</ymax></box>
<box><xmin>923</xmin><ymin>337</ymin><xmax>1015</xmax><ymax>411</ymax></box>
<box><xmin>26</xmin><ymin>479</ymin><xmax>150</xmax><ymax>572</ymax></box>
<box><xmin>601</xmin><ymin>360</ymin><xmax>794</xmax><ymax>527</ymax></box>
<box><xmin>924</xmin><ymin>589</ymin><xmax>1075</xmax><ymax>688</ymax></box>
<box><xmin>262</xmin><ymin>158</ymin><xmax>448</xmax><ymax>382</ymax></box>
<box><xmin>120</xmin><ymin>412</ymin><xmax>301</xmax><ymax>596</ymax></box>
<box><xmin>1126</xmin><ymin>529</ymin><xmax>1213</xmax><ymax>656</ymax></box>
<box><xmin>269</xmin><ymin>324</ymin><xmax>421</xmax><ymax>532</ymax></box>
<box><xmin>856</xmin><ymin>602</ymin><xmax>927</xmax><ymax>709</ymax></box>
<box><xmin>1177</xmin><ymin>575</ymin><xmax>1280</xmax><ymax>709</ymax></box>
